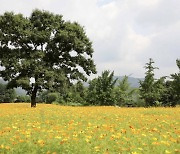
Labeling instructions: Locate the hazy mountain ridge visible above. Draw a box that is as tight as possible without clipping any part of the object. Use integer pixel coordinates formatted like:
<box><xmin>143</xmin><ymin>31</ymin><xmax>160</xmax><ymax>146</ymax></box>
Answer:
<box><xmin>84</xmin><ymin>76</ymin><xmax>144</xmax><ymax>88</ymax></box>
<box><xmin>114</xmin><ymin>76</ymin><xmax>144</xmax><ymax>88</ymax></box>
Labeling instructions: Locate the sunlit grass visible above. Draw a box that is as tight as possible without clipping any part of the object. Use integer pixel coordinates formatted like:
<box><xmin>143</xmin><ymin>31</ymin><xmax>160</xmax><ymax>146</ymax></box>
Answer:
<box><xmin>0</xmin><ymin>103</ymin><xmax>180</xmax><ymax>153</ymax></box>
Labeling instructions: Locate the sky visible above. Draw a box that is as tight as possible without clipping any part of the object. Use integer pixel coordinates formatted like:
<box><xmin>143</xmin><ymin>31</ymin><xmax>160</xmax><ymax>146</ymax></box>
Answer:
<box><xmin>0</xmin><ymin>0</ymin><xmax>180</xmax><ymax>78</ymax></box>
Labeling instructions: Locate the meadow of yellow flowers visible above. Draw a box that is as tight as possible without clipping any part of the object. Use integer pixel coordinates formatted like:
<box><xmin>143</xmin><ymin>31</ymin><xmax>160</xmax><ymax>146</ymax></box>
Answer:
<box><xmin>0</xmin><ymin>103</ymin><xmax>179</xmax><ymax>154</ymax></box>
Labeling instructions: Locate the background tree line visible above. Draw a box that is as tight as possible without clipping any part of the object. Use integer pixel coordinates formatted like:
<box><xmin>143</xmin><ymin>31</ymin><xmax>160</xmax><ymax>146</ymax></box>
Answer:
<box><xmin>0</xmin><ymin>58</ymin><xmax>179</xmax><ymax>107</ymax></box>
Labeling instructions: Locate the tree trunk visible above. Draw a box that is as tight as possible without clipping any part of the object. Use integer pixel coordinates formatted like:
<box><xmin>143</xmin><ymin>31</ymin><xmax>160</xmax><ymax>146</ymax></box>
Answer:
<box><xmin>31</xmin><ymin>85</ymin><xmax>38</xmax><ymax>107</ymax></box>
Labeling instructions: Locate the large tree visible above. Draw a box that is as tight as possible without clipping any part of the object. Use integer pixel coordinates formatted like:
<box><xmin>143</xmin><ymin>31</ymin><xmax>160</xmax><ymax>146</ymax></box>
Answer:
<box><xmin>0</xmin><ymin>10</ymin><xmax>96</xmax><ymax>107</ymax></box>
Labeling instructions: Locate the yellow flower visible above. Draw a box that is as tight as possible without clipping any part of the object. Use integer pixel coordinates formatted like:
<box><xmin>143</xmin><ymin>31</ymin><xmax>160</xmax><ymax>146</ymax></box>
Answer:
<box><xmin>46</xmin><ymin>151</ymin><xmax>51</xmax><ymax>154</ymax></box>
<box><xmin>100</xmin><ymin>134</ymin><xmax>104</xmax><ymax>139</ymax></box>
<box><xmin>38</xmin><ymin>140</ymin><xmax>45</xmax><ymax>146</ymax></box>
<box><xmin>19</xmin><ymin>139</ymin><xmax>24</xmax><ymax>143</ymax></box>
<box><xmin>94</xmin><ymin>146</ymin><xmax>100</xmax><ymax>152</ymax></box>
<box><xmin>73</xmin><ymin>134</ymin><xmax>77</xmax><ymax>137</ymax></box>
<box><xmin>55</xmin><ymin>136</ymin><xmax>61</xmax><ymax>139</ymax></box>
<box><xmin>86</xmin><ymin>135</ymin><xmax>92</xmax><ymax>139</ymax></box>
<box><xmin>62</xmin><ymin>138</ymin><xmax>68</xmax><ymax>142</ymax></box>
<box><xmin>12</xmin><ymin>126</ymin><xmax>17</xmax><ymax>129</ymax></box>
<box><xmin>152</xmin><ymin>142</ymin><xmax>160</xmax><ymax>145</ymax></box>
<box><xmin>0</xmin><ymin>144</ymin><xmax>4</xmax><ymax>149</ymax></box>
<box><xmin>165</xmin><ymin>150</ymin><xmax>171</xmax><ymax>154</ymax></box>
<box><xmin>5</xmin><ymin>146</ymin><xmax>10</xmax><ymax>150</ymax></box>
<box><xmin>88</xmin><ymin>122</ymin><xmax>92</xmax><ymax>126</ymax></box>
<box><xmin>85</xmin><ymin>138</ymin><xmax>90</xmax><ymax>143</ymax></box>
<box><xmin>138</xmin><ymin>148</ymin><xmax>143</xmax><ymax>151</ymax></box>
<box><xmin>161</xmin><ymin>141</ymin><xmax>170</xmax><ymax>146</ymax></box>
<box><xmin>175</xmin><ymin>149</ymin><xmax>180</xmax><ymax>153</ymax></box>
<box><xmin>131</xmin><ymin>152</ymin><xmax>139</xmax><ymax>154</ymax></box>
<box><xmin>152</xmin><ymin>137</ymin><xmax>158</xmax><ymax>141</ymax></box>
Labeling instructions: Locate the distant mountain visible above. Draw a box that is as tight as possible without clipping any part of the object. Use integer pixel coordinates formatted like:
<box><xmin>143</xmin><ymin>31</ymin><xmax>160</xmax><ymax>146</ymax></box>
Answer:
<box><xmin>114</xmin><ymin>76</ymin><xmax>144</xmax><ymax>88</ymax></box>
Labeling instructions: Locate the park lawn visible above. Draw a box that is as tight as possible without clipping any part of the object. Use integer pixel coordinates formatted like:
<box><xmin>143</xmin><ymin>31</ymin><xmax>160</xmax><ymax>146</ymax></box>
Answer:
<box><xmin>0</xmin><ymin>103</ymin><xmax>180</xmax><ymax>154</ymax></box>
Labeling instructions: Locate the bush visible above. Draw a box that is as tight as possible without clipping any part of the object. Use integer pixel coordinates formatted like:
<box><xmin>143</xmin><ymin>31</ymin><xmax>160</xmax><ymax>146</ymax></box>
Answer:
<box><xmin>46</xmin><ymin>93</ymin><xmax>59</xmax><ymax>104</ymax></box>
<box><xmin>15</xmin><ymin>95</ymin><xmax>31</xmax><ymax>103</ymax></box>
<box><xmin>0</xmin><ymin>83</ymin><xmax>17</xmax><ymax>103</ymax></box>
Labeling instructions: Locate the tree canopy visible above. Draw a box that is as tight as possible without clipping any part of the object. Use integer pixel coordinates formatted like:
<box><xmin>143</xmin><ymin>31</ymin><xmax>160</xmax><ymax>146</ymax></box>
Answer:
<box><xmin>0</xmin><ymin>10</ymin><xmax>96</xmax><ymax>107</ymax></box>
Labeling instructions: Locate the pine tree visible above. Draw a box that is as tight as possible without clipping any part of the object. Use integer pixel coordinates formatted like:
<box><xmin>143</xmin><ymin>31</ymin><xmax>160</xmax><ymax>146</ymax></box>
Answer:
<box><xmin>139</xmin><ymin>58</ymin><xmax>159</xmax><ymax>106</ymax></box>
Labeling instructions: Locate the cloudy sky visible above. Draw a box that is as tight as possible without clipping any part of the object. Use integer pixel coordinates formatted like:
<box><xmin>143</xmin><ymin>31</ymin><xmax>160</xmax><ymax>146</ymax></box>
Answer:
<box><xmin>0</xmin><ymin>0</ymin><xmax>180</xmax><ymax>78</ymax></box>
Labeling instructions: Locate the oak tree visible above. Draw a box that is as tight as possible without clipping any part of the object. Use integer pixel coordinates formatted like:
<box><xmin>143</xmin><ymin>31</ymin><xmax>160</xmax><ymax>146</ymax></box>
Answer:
<box><xmin>0</xmin><ymin>10</ymin><xmax>96</xmax><ymax>107</ymax></box>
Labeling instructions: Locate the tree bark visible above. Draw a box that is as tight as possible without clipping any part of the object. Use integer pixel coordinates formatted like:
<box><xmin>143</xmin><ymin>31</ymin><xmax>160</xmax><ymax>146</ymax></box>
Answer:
<box><xmin>31</xmin><ymin>85</ymin><xmax>38</xmax><ymax>107</ymax></box>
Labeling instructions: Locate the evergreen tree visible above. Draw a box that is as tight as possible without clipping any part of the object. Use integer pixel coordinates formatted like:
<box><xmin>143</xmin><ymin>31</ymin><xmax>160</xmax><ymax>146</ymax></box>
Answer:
<box><xmin>139</xmin><ymin>58</ymin><xmax>159</xmax><ymax>106</ymax></box>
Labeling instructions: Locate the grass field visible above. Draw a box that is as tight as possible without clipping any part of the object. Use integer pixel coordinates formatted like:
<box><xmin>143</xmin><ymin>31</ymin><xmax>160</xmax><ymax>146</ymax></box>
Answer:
<box><xmin>0</xmin><ymin>103</ymin><xmax>179</xmax><ymax>154</ymax></box>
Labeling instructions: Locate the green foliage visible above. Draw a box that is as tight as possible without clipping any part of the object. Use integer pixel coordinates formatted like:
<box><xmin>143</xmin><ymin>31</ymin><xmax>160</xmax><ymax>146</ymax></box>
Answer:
<box><xmin>139</xmin><ymin>58</ymin><xmax>180</xmax><ymax>107</ymax></box>
<box><xmin>38</xmin><ymin>82</ymin><xmax>87</xmax><ymax>105</ymax></box>
<box><xmin>0</xmin><ymin>83</ymin><xmax>16</xmax><ymax>103</ymax></box>
<box><xmin>139</xmin><ymin>58</ymin><xmax>163</xmax><ymax>106</ymax></box>
<box><xmin>0</xmin><ymin>10</ymin><xmax>96</xmax><ymax>107</ymax></box>
<box><xmin>170</xmin><ymin>59</ymin><xmax>180</xmax><ymax>104</ymax></box>
<box><xmin>159</xmin><ymin>81</ymin><xmax>174</xmax><ymax>106</ymax></box>
<box><xmin>64</xmin><ymin>81</ymin><xmax>87</xmax><ymax>105</ymax></box>
<box><xmin>153</xmin><ymin>77</ymin><xmax>167</xmax><ymax>105</ymax></box>
<box><xmin>160</xmin><ymin>59</ymin><xmax>180</xmax><ymax>106</ymax></box>
<box><xmin>15</xmin><ymin>95</ymin><xmax>31</xmax><ymax>103</ymax></box>
<box><xmin>114</xmin><ymin>76</ymin><xmax>136</xmax><ymax>106</ymax></box>
<box><xmin>38</xmin><ymin>91</ymin><xmax>64</xmax><ymax>104</ymax></box>
<box><xmin>46</xmin><ymin>93</ymin><xmax>59</xmax><ymax>104</ymax></box>
<box><xmin>87</xmin><ymin>70</ymin><xmax>117</xmax><ymax>105</ymax></box>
